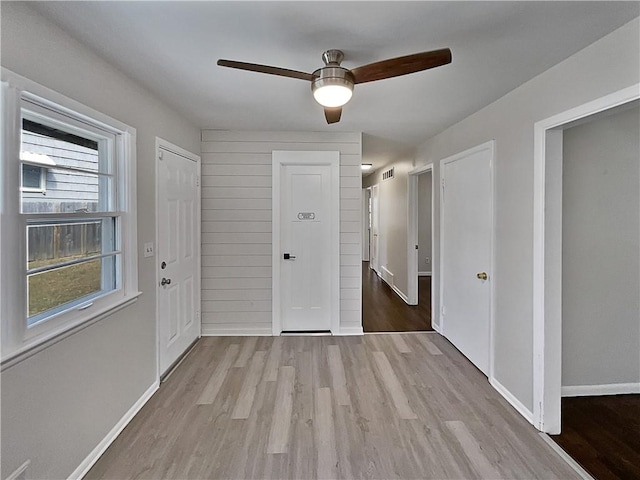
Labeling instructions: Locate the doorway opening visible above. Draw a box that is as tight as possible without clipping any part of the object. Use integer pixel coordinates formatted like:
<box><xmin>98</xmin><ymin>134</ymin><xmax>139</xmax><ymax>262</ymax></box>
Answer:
<box><xmin>536</xmin><ymin>97</ymin><xmax>640</xmax><ymax>478</ymax></box>
<box><xmin>533</xmin><ymin>85</ymin><xmax>639</xmax><ymax>434</ymax></box>
<box><xmin>407</xmin><ymin>164</ymin><xmax>435</xmax><ymax>318</ymax></box>
<box><xmin>361</xmin><ymin>165</ymin><xmax>434</xmax><ymax>333</ymax></box>
<box><xmin>533</xmin><ymin>85</ymin><xmax>639</xmax><ymax>478</ymax></box>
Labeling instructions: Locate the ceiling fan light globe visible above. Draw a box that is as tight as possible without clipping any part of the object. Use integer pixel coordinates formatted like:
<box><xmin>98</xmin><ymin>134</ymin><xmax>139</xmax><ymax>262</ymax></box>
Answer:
<box><xmin>313</xmin><ymin>85</ymin><xmax>353</xmax><ymax>108</ymax></box>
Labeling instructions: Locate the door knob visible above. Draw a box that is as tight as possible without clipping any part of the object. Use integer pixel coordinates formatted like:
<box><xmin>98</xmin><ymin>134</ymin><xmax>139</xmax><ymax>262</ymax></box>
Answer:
<box><xmin>161</xmin><ymin>277</ymin><xmax>172</xmax><ymax>286</ymax></box>
<box><xmin>476</xmin><ymin>272</ymin><xmax>488</xmax><ymax>280</ymax></box>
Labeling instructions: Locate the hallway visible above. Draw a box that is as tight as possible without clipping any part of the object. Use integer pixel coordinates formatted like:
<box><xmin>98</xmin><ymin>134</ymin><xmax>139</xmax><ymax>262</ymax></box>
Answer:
<box><xmin>362</xmin><ymin>262</ymin><xmax>432</xmax><ymax>332</ymax></box>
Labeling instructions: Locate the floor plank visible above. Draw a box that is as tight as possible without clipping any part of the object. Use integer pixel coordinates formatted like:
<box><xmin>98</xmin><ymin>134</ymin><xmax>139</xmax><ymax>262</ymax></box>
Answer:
<box><xmin>86</xmin><ymin>334</ymin><xmax>579</xmax><ymax>479</ymax></box>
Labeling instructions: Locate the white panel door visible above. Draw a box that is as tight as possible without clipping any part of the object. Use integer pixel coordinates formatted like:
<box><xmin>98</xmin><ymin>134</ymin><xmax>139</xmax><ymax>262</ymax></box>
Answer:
<box><xmin>158</xmin><ymin>146</ymin><xmax>200</xmax><ymax>375</ymax></box>
<box><xmin>441</xmin><ymin>142</ymin><xmax>493</xmax><ymax>375</ymax></box>
<box><xmin>281</xmin><ymin>164</ymin><xmax>332</xmax><ymax>331</ymax></box>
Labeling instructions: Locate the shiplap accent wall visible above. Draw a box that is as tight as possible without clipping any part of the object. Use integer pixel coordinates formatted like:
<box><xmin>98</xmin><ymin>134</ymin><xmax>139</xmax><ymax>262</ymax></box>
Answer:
<box><xmin>200</xmin><ymin>131</ymin><xmax>362</xmax><ymax>335</ymax></box>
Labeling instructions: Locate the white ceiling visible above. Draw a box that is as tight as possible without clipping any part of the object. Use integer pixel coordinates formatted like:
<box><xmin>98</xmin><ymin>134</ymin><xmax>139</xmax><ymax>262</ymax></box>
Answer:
<box><xmin>30</xmin><ymin>1</ymin><xmax>639</xmax><ymax>173</ymax></box>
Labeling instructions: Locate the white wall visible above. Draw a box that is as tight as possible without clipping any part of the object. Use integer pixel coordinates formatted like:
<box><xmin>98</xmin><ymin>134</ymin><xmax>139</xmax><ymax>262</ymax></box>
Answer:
<box><xmin>413</xmin><ymin>18</ymin><xmax>639</xmax><ymax>413</ymax></box>
<box><xmin>562</xmin><ymin>105</ymin><xmax>640</xmax><ymax>391</ymax></box>
<box><xmin>1</xmin><ymin>4</ymin><xmax>200</xmax><ymax>479</ymax></box>
<box><xmin>418</xmin><ymin>171</ymin><xmax>433</xmax><ymax>274</ymax></box>
<box><xmin>200</xmin><ymin>131</ymin><xmax>362</xmax><ymax>335</ymax></box>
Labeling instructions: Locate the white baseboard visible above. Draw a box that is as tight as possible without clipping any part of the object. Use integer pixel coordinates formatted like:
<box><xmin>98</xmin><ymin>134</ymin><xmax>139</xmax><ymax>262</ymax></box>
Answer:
<box><xmin>69</xmin><ymin>380</ymin><xmax>159</xmax><ymax>480</ymax></box>
<box><xmin>201</xmin><ymin>325</ymin><xmax>272</xmax><ymax>336</ymax></box>
<box><xmin>380</xmin><ymin>266</ymin><xmax>394</xmax><ymax>286</ymax></box>
<box><xmin>418</xmin><ymin>271</ymin><xmax>432</xmax><ymax>276</ymax></box>
<box><xmin>391</xmin><ymin>284</ymin><xmax>411</xmax><ymax>305</ymax></box>
<box><xmin>432</xmin><ymin>322</ymin><xmax>442</xmax><ymax>333</ymax></box>
<box><xmin>489</xmin><ymin>377</ymin><xmax>534</xmax><ymax>424</ymax></box>
<box><xmin>377</xmin><ymin>266</ymin><xmax>411</xmax><ymax>305</ymax></box>
<box><xmin>561</xmin><ymin>382</ymin><xmax>640</xmax><ymax>397</ymax></box>
<box><xmin>338</xmin><ymin>326</ymin><xmax>364</xmax><ymax>335</ymax></box>
<box><xmin>539</xmin><ymin>433</ymin><xmax>594</xmax><ymax>480</ymax></box>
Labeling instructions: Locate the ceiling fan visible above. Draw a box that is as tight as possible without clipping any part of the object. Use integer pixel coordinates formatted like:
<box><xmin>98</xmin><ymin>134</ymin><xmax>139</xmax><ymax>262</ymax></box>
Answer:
<box><xmin>217</xmin><ymin>48</ymin><xmax>452</xmax><ymax>124</ymax></box>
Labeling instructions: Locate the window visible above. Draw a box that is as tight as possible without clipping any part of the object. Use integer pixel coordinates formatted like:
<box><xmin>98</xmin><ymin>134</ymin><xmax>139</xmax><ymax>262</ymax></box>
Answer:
<box><xmin>1</xmin><ymin>71</ymin><xmax>139</xmax><ymax>363</ymax></box>
<box><xmin>21</xmin><ymin>163</ymin><xmax>46</xmax><ymax>192</ymax></box>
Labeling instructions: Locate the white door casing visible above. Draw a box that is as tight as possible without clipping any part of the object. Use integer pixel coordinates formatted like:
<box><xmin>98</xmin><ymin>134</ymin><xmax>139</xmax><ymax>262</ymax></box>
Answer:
<box><xmin>407</xmin><ymin>163</ymin><xmax>434</xmax><ymax>306</ymax></box>
<box><xmin>440</xmin><ymin>141</ymin><xmax>494</xmax><ymax>376</ymax></box>
<box><xmin>362</xmin><ymin>187</ymin><xmax>371</xmax><ymax>262</ymax></box>
<box><xmin>371</xmin><ymin>183</ymin><xmax>380</xmax><ymax>274</ymax></box>
<box><xmin>272</xmin><ymin>151</ymin><xmax>340</xmax><ymax>334</ymax></box>
<box><xmin>532</xmin><ymin>85</ymin><xmax>639</xmax><ymax>433</ymax></box>
<box><xmin>157</xmin><ymin>140</ymin><xmax>201</xmax><ymax>376</ymax></box>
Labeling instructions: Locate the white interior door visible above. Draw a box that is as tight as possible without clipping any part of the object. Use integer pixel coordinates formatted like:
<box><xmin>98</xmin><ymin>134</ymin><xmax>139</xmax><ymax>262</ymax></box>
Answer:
<box><xmin>157</xmin><ymin>144</ymin><xmax>200</xmax><ymax>376</ymax></box>
<box><xmin>273</xmin><ymin>150</ymin><xmax>339</xmax><ymax>334</ymax></box>
<box><xmin>280</xmin><ymin>164</ymin><xmax>332</xmax><ymax>331</ymax></box>
<box><xmin>440</xmin><ymin>142</ymin><xmax>493</xmax><ymax>375</ymax></box>
<box><xmin>371</xmin><ymin>184</ymin><xmax>380</xmax><ymax>274</ymax></box>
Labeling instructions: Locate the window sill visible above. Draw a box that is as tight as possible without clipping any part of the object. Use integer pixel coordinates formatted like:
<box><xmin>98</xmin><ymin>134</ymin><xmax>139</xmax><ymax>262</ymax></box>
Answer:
<box><xmin>1</xmin><ymin>292</ymin><xmax>142</xmax><ymax>371</ymax></box>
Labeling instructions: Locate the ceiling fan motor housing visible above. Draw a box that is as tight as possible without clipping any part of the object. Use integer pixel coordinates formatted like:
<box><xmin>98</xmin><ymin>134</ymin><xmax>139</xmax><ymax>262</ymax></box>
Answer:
<box><xmin>311</xmin><ymin>66</ymin><xmax>355</xmax><ymax>90</ymax></box>
<box><xmin>311</xmin><ymin>66</ymin><xmax>355</xmax><ymax>107</ymax></box>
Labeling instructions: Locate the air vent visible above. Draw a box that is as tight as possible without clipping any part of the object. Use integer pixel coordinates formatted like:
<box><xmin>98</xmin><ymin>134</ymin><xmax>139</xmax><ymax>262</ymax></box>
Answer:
<box><xmin>382</xmin><ymin>167</ymin><xmax>395</xmax><ymax>181</ymax></box>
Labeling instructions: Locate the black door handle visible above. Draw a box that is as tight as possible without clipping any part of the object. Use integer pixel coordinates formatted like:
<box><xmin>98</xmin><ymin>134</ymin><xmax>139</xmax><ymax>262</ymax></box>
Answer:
<box><xmin>283</xmin><ymin>253</ymin><xmax>296</xmax><ymax>260</ymax></box>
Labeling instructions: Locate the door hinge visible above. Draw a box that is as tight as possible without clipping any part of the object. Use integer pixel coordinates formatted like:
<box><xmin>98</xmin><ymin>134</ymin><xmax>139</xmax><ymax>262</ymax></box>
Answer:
<box><xmin>441</xmin><ymin>178</ymin><xmax>445</xmax><ymax>189</ymax></box>
<box><xmin>158</xmin><ymin>150</ymin><xmax>163</xmax><ymax>160</ymax></box>
<box><xmin>196</xmin><ymin>175</ymin><xmax>200</xmax><ymax>187</ymax></box>
<box><xmin>441</xmin><ymin>305</ymin><xmax>446</xmax><ymax>316</ymax></box>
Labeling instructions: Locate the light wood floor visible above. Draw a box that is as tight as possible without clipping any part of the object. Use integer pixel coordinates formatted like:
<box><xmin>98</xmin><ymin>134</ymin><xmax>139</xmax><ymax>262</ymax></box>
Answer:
<box><xmin>87</xmin><ymin>334</ymin><xmax>578</xmax><ymax>479</ymax></box>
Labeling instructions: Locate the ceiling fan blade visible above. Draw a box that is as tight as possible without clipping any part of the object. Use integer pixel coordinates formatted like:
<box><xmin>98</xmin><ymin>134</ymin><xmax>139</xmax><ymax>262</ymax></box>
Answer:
<box><xmin>217</xmin><ymin>59</ymin><xmax>315</xmax><ymax>82</ymax></box>
<box><xmin>324</xmin><ymin>107</ymin><xmax>342</xmax><ymax>124</ymax></box>
<box><xmin>350</xmin><ymin>48</ymin><xmax>452</xmax><ymax>84</ymax></box>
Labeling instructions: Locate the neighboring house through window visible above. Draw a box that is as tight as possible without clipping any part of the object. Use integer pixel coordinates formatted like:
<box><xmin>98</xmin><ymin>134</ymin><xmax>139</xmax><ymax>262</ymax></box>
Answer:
<box><xmin>1</xmin><ymin>70</ymin><xmax>139</xmax><ymax>363</ymax></box>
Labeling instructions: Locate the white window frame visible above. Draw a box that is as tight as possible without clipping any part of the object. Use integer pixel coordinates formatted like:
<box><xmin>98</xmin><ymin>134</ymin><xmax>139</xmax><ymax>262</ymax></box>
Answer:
<box><xmin>1</xmin><ymin>68</ymin><xmax>140</xmax><ymax>366</ymax></box>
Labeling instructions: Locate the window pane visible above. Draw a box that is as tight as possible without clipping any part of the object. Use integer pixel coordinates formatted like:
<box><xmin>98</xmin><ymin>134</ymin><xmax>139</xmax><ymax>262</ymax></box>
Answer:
<box><xmin>21</xmin><ymin>120</ymin><xmax>114</xmax><ymax>213</ymax></box>
<box><xmin>22</xmin><ymin>122</ymin><xmax>99</xmax><ymax>172</ymax></box>
<box><xmin>27</xmin><ymin>255</ymin><xmax>117</xmax><ymax>321</ymax></box>
<box><xmin>22</xmin><ymin>164</ymin><xmax>43</xmax><ymax>190</ymax></box>
<box><xmin>22</xmin><ymin>167</ymin><xmax>113</xmax><ymax>214</ymax></box>
<box><xmin>27</xmin><ymin>220</ymin><xmax>115</xmax><ymax>269</ymax></box>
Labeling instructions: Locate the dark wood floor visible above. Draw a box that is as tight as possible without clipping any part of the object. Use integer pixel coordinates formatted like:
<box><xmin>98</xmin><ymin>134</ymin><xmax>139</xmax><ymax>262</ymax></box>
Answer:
<box><xmin>550</xmin><ymin>394</ymin><xmax>640</xmax><ymax>480</ymax></box>
<box><xmin>362</xmin><ymin>262</ymin><xmax>432</xmax><ymax>332</ymax></box>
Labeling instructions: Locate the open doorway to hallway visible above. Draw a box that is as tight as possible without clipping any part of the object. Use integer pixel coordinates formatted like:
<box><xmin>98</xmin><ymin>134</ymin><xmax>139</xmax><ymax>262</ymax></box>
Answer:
<box><xmin>362</xmin><ymin>167</ymin><xmax>434</xmax><ymax>333</ymax></box>
<box><xmin>546</xmin><ymin>101</ymin><xmax>640</xmax><ymax>480</ymax></box>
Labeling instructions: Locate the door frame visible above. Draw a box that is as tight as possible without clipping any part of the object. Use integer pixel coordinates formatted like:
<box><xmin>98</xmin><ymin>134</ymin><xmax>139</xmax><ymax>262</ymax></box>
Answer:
<box><xmin>407</xmin><ymin>163</ymin><xmax>434</xmax><ymax>307</ymax></box>
<box><xmin>532</xmin><ymin>84</ymin><xmax>639</xmax><ymax>434</ymax></box>
<box><xmin>370</xmin><ymin>183</ymin><xmax>380</xmax><ymax>274</ymax></box>
<box><xmin>439</xmin><ymin>140</ymin><xmax>496</xmax><ymax>377</ymax></box>
<box><xmin>155</xmin><ymin>137</ymin><xmax>201</xmax><ymax>380</ymax></box>
<box><xmin>272</xmin><ymin>150</ymin><xmax>340</xmax><ymax>335</ymax></box>
<box><xmin>362</xmin><ymin>187</ymin><xmax>371</xmax><ymax>262</ymax></box>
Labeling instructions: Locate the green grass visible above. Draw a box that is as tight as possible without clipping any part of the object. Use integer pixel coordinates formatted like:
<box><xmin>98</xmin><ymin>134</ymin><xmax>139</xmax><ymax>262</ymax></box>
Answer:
<box><xmin>28</xmin><ymin>259</ymin><xmax>102</xmax><ymax>316</ymax></box>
